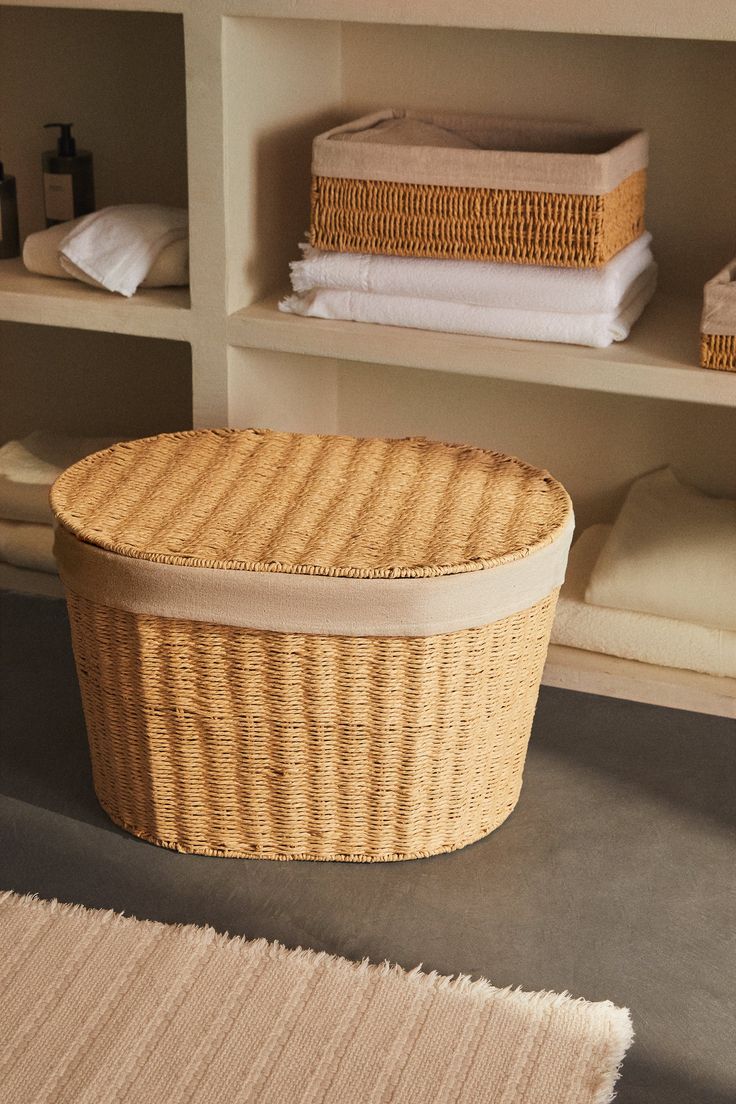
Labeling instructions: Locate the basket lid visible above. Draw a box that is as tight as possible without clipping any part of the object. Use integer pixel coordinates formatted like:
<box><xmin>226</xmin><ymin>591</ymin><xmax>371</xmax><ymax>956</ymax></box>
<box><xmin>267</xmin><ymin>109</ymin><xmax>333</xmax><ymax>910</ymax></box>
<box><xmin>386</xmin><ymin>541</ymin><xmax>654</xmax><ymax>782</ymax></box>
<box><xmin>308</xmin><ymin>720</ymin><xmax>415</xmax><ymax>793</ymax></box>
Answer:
<box><xmin>50</xmin><ymin>428</ymin><xmax>572</xmax><ymax>579</ymax></box>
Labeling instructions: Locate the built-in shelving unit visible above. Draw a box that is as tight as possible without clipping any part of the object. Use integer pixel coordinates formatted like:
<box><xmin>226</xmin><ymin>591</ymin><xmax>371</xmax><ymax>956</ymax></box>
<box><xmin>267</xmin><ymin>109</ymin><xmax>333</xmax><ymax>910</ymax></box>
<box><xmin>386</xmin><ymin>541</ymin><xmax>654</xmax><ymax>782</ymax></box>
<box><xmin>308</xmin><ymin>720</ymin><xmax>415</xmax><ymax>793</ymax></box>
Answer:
<box><xmin>2</xmin><ymin>0</ymin><xmax>735</xmax><ymax>713</ymax></box>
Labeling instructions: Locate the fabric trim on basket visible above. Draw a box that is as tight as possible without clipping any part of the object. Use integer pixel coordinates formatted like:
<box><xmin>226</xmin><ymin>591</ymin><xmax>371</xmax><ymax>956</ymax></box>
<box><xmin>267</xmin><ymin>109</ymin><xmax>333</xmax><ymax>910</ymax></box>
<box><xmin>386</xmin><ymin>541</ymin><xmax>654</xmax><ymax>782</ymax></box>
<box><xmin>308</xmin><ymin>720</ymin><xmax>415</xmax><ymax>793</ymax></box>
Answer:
<box><xmin>54</xmin><ymin>515</ymin><xmax>574</xmax><ymax>637</ymax></box>
<box><xmin>313</xmin><ymin>109</ymin><xmax>648</xmax><ymax>195</ymax></box>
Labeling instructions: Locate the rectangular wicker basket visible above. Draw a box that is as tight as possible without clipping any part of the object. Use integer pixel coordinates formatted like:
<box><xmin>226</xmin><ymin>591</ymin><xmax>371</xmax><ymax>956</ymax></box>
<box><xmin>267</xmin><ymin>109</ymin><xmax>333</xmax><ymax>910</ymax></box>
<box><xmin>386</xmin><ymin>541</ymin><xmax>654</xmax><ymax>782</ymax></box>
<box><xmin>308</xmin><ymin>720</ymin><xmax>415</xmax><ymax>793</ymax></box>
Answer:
<box><xmin>700</xmin><ymin>258</ymin><xmax>736</xmax><ymax>372</ymax></box>
<box><xmin>310</xmin><ymin>109</ymin><xmax>648</xmax><ymax>269</ymax></box>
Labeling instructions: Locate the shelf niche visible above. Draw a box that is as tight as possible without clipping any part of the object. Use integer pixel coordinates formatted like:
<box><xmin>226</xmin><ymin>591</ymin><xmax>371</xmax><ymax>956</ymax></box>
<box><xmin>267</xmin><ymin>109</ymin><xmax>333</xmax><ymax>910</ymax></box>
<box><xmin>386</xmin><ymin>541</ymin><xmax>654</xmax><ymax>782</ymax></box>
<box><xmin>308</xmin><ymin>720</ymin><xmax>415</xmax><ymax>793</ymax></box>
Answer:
<box><xmin>0</xmin><ymin>7</ymin><xmax>190</xmax><ymax>326</ymax></box>
<box><xmin>223</xmin><ymin>17</ymin><xmax>736</xmax><ymax>405</ymax></box>
<box><xmin>0</xmin><ymin>321</ymin><xmax>193</xmax><ymax>446</ymax></box>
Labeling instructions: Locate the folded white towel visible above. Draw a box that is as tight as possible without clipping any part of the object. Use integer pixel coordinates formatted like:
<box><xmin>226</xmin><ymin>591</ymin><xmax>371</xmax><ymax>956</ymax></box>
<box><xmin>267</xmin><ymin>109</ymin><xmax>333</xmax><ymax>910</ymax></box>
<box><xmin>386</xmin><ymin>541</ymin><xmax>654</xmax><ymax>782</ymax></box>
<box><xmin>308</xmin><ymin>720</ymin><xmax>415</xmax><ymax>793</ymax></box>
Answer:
<box><xmin>586</xmin><ymin>468</ymin><xmax>736</xmax><ymax>631</ymax></box>
<box><xmin>0</xmin><ymin>432</ymin><xmax>119</xmax><ymax>525</ymax></box>
<box><xmin>23</xmin><ymin>217</ymin><xmax>189</xmax><ymax>290</ymax></box>
<box><xmin>54</xmin><ymin>205</ymin><xmax>188</xmax><ymax>297</ymax></box>
<box><xmin>552</xmin><ymin>525</ymin><xmax>736</xmax><ymax>678</ymax></box>
<box><xmin>0</xmin><ymin>519</ymin><xmax>56</xmax><ymax>574</ymax></box>
<box><xmin>280</xmin><ymin>265</ymin><xmax>657</xmax><ymax>348</ymax></box>
<box><xmin>291</xmin><ymin>233</ymin><xmax>654</xmax><ymax>314</ymax></box>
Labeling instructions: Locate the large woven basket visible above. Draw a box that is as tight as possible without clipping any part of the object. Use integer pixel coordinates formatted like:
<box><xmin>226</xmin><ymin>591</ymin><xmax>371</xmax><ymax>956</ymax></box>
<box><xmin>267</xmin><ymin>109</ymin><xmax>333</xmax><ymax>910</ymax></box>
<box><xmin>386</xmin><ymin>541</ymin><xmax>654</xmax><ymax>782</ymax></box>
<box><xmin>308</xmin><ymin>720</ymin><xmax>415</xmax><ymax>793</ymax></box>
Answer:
<box><xmin>701</xmin><ymin>257</ymin><xmax>736</xmax><ymax>372</ymax></box>
<box><xmin>51</xmin><ymin>429</ymin><xmax>573</xmax><ymax>862</ymax></box>
<box><xmin>311</xmin><ymin>109</ymin><xmax>648</xmax><ymax>268</ymax></box>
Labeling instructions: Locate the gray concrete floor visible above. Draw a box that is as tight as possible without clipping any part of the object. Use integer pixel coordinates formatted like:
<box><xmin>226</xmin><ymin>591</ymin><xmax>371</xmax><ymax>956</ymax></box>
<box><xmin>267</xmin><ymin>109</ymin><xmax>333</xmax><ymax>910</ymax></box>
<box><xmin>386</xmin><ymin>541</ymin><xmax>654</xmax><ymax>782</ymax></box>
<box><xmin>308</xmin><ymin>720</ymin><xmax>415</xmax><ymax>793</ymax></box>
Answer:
<box><xmin>1</xmin><ymin>590</ymin><xmax>734</xmax><ymax>1103</ymax></box>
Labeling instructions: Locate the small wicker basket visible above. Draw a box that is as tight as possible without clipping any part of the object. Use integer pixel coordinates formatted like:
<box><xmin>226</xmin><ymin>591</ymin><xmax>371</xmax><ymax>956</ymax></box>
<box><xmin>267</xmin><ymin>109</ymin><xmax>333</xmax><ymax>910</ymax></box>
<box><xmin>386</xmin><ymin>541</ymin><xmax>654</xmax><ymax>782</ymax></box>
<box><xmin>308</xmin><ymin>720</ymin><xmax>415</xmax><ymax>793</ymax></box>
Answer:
<box><xmin>310</xmin><ymin>109</ymin><xmax>648</xmax><ymax>269</ymax></box>
<box><xmin>51</xmin><ymin>429</ymin><xmax>573</xmax><ymax>862</ymax></box>
<box><xmin>701</xmin><ymin>258</ymin><xmax>736</xmax><ymax>372</ymax></box>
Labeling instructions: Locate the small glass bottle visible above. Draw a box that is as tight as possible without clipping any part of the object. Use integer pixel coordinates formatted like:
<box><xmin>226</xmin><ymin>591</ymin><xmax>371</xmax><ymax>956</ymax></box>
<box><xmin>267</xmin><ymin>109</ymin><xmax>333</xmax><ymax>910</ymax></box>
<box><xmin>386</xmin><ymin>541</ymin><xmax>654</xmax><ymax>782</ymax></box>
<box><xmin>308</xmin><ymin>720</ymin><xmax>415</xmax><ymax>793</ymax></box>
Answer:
<box><xmin>0</xmin><ymin>162</ymin><xmax>20</xmax><ymax>260</ymax></box>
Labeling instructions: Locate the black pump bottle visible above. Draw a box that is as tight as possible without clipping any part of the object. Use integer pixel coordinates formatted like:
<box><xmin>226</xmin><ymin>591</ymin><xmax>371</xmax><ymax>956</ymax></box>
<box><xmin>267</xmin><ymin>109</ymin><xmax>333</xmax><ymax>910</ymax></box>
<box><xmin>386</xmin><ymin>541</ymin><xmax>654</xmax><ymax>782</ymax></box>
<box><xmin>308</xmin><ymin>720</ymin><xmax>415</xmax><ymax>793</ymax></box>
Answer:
<box><xmin>42</xmin><ymin>123</ymin><xmax>95</xmax><ymax>226</ymax></box>
<box><xmin>0</xmin><ymin>162</ymin><xmax>20</xmax><ymax>259</ymax></box>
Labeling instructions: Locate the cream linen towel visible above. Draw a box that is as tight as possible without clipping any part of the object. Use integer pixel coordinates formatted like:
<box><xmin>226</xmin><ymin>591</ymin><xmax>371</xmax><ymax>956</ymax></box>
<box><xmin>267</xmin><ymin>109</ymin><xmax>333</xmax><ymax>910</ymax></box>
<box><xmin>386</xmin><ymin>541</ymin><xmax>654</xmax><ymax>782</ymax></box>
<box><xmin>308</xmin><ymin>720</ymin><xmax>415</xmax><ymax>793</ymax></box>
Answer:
<box><xmin>291</xmin><ymin>233</ymin><xmax>654</xmax><ymax>314</ymax></box>
<box><xmin>24</xmin><ymin>218</ymin><xmax>189</xmax><ymax>289</ymax></box>
<box><xmin>0</xmin><ymin>432</ymin><xmax>119</xmax><ymax>525</ymax></box>
<box><xmin>0</xmin><ymin>519</ymin><xmax>55</xmax><ymax>573</ymax></box>
<box><xmin>280</xmin><ymin>265</ymin><xmax>657</xmax><ymax>348</ymax></box>
<box><xmin>57</xmin><ymin>205</ymin><xmax>188</xmax><ymax>297</ymax></box>
<box><xmin>552</xmin><ymin>526</ymin><xmax>736</xmax><ymax>678</ymax></box>
<box><xmin>586</xmin><ymin>468</ymin><xmax>736</xmax><ymax>631</ymax></box>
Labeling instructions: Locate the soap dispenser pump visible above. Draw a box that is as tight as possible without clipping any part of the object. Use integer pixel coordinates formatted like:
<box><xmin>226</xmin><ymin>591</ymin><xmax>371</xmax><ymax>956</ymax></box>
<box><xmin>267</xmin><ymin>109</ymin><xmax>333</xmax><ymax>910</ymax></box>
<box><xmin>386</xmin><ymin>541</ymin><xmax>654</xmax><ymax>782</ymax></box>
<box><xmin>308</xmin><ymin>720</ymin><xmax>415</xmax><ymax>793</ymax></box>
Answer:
<box><xmin>42</xmin><ymin>123</ymin><xmax>95</xmax><ymax>226</ymax></box>
<box><xmin>0</xmin><ymin>162</ymin><xmax>20</xmax><ymax>259</ymax></box>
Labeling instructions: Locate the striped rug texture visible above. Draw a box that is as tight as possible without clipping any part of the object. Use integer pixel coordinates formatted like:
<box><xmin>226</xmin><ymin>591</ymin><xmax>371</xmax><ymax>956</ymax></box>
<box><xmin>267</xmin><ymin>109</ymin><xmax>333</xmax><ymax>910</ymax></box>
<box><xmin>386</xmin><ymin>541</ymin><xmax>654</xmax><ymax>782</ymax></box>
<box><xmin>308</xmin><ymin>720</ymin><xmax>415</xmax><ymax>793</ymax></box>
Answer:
<box><xmin>0</xmin><ymin>891</ymin><xmax>632</xmax><ymax>1103</ymax></box>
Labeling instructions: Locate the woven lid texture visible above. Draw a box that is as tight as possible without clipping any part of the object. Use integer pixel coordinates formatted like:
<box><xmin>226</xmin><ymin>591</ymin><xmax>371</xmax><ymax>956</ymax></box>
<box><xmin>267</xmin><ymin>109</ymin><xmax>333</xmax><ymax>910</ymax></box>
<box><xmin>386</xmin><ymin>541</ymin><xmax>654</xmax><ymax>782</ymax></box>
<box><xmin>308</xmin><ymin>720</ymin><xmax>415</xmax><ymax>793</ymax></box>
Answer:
<box><xmin>50</xmin><ymin>429</ymin><xmax>571</xmax><ymax>579</ymax></box>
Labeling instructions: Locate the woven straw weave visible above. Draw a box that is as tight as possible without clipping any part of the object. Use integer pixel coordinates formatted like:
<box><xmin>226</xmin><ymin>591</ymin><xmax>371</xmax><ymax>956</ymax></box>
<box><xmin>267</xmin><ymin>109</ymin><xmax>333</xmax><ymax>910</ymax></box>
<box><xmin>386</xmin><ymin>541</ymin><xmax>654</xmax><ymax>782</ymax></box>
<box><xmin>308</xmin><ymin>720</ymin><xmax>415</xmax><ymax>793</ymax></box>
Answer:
<box><xmin>53</xmin><ymin>429</ymin><xmax>571</xmax><ymax>861</ymax></box>
<box><xmin>66</xmin><ymin>590</ymin><xmax>557</xmax><ymax>860</ymax></box>
<box><xmin>50</xmin><ymin>429</ymin><xmax>570</xmax><ymax>577</ymax></box>
<box><xmin>310</xmin><ymin>169</ymin><xmax>646</xmax><ymax>268</ymax></box>
<box><xmin>700</xmin><ymin>333</ymin><xmax>736</xmax><ymax>372</ymax></box>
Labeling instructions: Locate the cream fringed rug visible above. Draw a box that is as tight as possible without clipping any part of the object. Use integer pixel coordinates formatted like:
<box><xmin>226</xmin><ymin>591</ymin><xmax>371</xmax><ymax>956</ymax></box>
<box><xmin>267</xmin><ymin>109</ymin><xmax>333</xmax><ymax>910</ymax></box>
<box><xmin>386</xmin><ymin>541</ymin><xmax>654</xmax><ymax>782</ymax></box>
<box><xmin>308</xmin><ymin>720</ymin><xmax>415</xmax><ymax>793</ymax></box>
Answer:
<box><xmin>0</xmin><ymin>892</ymin><xmax>632</xmax><ymax>1103</ymax></box>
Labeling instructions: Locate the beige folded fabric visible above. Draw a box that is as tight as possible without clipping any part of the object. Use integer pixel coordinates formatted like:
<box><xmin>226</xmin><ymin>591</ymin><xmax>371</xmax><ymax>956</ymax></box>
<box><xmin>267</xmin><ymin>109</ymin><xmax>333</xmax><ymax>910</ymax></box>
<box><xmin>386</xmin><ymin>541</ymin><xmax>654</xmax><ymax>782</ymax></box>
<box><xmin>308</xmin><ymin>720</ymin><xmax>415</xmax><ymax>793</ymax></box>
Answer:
<box><xmin>586</xmin><ymin>469</ymin><xmax>736</xmax><ymax>631</ymax></box>
<box><xmin>0</xmin><ymin>519</ymin><xmax>56</xmax><ymax>574</ymax></box>
<box><xmin>0</xmin><ymin>432</ymin><xmax>119</xmax><ymax>525</ymax></box>
<box><xmin>23</xmin><ymin>220</ymin><xmax>189</xmax><ymax>288</ymax></box>
<box><xmin>314</xmin><ymin>109</ymin><xmax>648</xmax><ymax>194</ymax></box>
<box><xmin>0</xmin><ymin>561</ymin><xmax>64</xmax><ymax>598</ymax></box>
<box><xmin>552</xmin><ymin>526</ymin><xmax>736</xmax><ymax>678</ymax></box>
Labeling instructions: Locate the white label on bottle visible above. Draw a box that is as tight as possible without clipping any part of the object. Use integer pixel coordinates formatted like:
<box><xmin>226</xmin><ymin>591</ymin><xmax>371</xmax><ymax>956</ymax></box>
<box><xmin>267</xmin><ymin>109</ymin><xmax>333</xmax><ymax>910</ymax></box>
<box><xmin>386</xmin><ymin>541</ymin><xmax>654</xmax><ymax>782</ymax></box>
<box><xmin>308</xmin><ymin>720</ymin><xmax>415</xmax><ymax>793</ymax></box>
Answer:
<box><xmin>44</xmin><ymin>172</ymin><xmax>74</xmax><ymax>222</ymax></box>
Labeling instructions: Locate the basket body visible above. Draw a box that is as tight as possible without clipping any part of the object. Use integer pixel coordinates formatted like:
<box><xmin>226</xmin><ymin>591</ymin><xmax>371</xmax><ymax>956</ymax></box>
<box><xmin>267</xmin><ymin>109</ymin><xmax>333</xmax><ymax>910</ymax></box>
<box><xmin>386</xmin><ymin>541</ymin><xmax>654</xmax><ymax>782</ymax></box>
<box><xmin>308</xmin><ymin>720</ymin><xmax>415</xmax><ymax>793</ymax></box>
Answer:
<box><xmin>700</xmin><ymin>333</ymin><xmax>736</xmax><ymax>373</ymax></box>
<box><xmin>701</xmin><ymin>258</ymin><xmax>736</xmax><ymax>372</ymax></box>
<box><xmin>66</xmin><ymin>588</ymin><xmax>558</xmax><ymax>861</ymax></box>
<box><xmin>310</xmin><ymin>110</ymin><xmax>648</xmax><ymax>268</ymax></box>
<box><xmin>51</xmin><ymin>429</ymin><xmax>573</xmax><ymax>862</ymax></box>
<box><xmin>311</xmin><ymin>170</ymin><xmax>646</xmax><ymax>269</ymax></box>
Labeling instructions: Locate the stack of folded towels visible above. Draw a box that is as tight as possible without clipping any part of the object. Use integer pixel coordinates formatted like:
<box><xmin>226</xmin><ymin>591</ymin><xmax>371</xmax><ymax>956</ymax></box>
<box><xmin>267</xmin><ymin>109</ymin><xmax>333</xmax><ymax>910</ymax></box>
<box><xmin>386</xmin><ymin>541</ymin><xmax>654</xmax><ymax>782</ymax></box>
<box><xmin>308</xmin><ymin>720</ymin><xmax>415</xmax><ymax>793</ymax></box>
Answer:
<box><xmin>0</xmin><ymin>432</ymin><xmax>117</xmax><ymax>581</ymax></box>
<box><xmin>23</xmin><ymin>205</ymin><xmax>189</xmax><ymax>298</ymax></box>
<box><xmin>280</xmin><ymin>231</ymin><xmax>658</xmax><ymax>348</ymax></box>
<box><xmin>552</xmin><ymin>467</ymin><xmax>736</xmax><ymax>677</ymax></box>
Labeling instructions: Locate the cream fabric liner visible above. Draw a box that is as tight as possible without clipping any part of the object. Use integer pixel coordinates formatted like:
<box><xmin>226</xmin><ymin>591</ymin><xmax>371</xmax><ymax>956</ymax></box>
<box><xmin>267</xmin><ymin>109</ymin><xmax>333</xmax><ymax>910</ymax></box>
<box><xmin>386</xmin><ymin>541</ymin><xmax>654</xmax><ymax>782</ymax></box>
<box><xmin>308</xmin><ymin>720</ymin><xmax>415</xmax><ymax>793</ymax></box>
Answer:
<box><xmin>313</xmin><ymin>109</ymin><xmax>648</xmax><ymax>195</ymax></box>
<box><xmin>0</xmin><ymin>891</ymin><xmax>633</xmax><ymax>1104</ymax></box>
<box><xmin>54</xmin><ymin>514</ymin><xmax>574</xmax><ymax>636</ymax></box>
<box><xmin>701</xmin><ymin>256</ymin><xmax>736</xmax><ymax>336</ymax></box>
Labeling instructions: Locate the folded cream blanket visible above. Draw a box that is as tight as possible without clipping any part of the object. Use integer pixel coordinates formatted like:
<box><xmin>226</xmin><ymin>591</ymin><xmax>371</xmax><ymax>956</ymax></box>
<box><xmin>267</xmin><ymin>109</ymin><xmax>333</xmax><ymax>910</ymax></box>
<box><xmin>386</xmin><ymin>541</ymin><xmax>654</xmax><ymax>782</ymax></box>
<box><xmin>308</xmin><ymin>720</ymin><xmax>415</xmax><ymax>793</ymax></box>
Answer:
<box><xmin>24</xmin><ymin>218</ymin><xmax>189</xmax><ymax>290</ymax></box>
<box><xmin>586</xmin><ymin>468</ymin><xmax>736</xmax><ymax>631</ymax></box>
<box><xmin>0</xmin><ymin>519</ymin><xmax>55</xmax><ymax>574</ymax></box>
<box><xmin>280</xmin><ymin>266</ymin><xmax>657</xmax><ymax>348</ymax></box>
<box><xmin>552</xmin><ymin>525</ymin><xmax>736</xmax><ymax>678</ymax></box>
<box><xmin>0</xmin><ymin>432</ymin><xmax>119</xmax><ymax>525</ymax></box>
<box><xmin>291</xmin><ymin>233</ymin><xmax>654</xmax><ymax>314</ymax></box>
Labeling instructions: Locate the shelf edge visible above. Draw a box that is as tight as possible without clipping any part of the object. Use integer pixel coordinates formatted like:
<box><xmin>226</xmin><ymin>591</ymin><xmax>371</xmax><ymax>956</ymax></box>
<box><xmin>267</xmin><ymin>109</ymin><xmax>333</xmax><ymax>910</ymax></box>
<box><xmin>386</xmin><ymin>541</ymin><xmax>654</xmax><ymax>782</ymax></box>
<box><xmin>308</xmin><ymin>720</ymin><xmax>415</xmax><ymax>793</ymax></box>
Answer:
<box><xmin>228</xmin><ymin>296</ymin><xmax>736</xmax><ymax>409</ymax></box>
<box><xmin>543</xmin><ymin>644</ymin><xmax>736</xmax><ymax>718</ymax></box>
